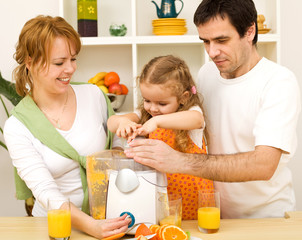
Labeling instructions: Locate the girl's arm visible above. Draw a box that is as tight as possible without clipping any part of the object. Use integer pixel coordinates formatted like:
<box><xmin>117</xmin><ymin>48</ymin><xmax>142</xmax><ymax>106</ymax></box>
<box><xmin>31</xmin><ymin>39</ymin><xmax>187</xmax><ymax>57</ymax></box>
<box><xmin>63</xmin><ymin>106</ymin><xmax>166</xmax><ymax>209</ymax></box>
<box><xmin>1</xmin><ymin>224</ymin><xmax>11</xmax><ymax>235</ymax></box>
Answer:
<box><xmin>107</xmin><ymin>113</ymin><xmax>141</xmax><ymax>138</ymax></box>
<box><xmin>137</xmin><ymin>110</ymin><xmax>204</xmax><ymax>136</ymax></box>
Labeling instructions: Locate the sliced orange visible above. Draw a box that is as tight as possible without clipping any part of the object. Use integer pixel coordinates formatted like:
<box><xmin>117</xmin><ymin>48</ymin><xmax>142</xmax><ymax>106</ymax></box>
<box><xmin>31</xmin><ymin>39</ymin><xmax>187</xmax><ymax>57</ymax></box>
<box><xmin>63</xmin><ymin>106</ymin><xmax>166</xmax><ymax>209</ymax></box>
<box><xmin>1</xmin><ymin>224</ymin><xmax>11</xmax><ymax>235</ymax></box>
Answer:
<box><xmin>137</xmin><ymin>235</ymin><xmax>148</xmax><ymax>240</ymax></box>
<box><xmin>149</xmin><ymin>224</ymin><xmax>160</xmax><ymax>240</ymax></box>
<box><xmin>135</xmin><ymin>224</ymin><xmax>155</xmax><ymax>240</ymax></box>
<box><xmin>161</xmin><ymin>225</ymin><xmax>188</xmax><ymax>240</ymax></box>
<box><xmin>158</xmin><ymin>224</ymin><xmax>170</xmax><ymax>240</ymax></box>
<box><xmin>149</xmin><ymin>224</ymin><xmax>160</xmax><ymax>234</ymax></box>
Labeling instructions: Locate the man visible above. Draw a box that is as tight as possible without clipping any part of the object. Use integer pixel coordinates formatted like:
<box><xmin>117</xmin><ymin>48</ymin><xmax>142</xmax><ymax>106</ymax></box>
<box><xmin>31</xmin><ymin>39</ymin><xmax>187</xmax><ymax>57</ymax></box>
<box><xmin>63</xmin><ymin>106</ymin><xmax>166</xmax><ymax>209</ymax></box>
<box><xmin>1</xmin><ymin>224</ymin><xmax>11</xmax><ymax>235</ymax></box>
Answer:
<box><xmin>125</xmin><ymin>0</ymin><xmax>300</xmax><ymax>218</ymax></box>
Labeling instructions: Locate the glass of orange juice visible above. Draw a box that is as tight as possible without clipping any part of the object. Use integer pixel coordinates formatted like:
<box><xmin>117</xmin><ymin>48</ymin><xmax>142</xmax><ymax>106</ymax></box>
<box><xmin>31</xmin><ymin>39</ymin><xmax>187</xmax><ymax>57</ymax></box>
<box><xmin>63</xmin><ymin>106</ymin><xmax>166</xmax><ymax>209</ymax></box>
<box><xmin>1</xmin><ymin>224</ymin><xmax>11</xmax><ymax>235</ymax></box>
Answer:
<box><xmin>157</xmin><ymin>193</ymin><xmax>182</xmax><ymax>227</ymax></box>
<box><xmin>47</xmin><ymin>198</ymin><xmax>71</xmax><ymax>240</ymax></box>
<box><xmin>198</xmin><ymin>190</ymin><xmax>220</xmax><ymax>234</ymax></box>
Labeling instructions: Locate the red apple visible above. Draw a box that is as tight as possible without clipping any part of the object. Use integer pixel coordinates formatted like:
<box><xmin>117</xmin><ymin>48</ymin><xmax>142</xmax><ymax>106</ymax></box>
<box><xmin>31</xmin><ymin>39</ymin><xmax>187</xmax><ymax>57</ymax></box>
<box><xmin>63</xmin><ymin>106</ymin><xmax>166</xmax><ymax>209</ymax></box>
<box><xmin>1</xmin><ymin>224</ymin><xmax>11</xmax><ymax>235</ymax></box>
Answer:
<box><xmin>108</xmin><ymin>83</ymin><xmax>123</xmax><ymax>95</ymax></box>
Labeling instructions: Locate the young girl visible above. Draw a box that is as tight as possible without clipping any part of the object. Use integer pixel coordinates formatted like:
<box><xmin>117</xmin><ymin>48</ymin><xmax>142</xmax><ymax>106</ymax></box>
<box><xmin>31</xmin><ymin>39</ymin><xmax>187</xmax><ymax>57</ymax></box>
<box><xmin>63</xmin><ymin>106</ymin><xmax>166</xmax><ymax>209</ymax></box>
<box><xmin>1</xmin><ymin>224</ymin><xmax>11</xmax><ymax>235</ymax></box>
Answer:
<box><xmin>107</xmin><ymin>55</ymin><xmax>213</xmax><ymax>220</ymax></box>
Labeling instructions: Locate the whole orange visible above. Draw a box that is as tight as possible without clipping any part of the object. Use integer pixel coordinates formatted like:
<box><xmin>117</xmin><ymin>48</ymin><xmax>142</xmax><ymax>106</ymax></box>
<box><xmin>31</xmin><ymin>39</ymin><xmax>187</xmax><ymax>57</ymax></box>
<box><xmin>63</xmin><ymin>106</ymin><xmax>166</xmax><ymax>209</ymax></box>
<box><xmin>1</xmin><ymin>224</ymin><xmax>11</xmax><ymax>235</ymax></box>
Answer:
<box><xmin>104</xmin><ymin>72</ymin><xmax>120</xmax><ymax>86</ymax></box>
<box><xmin>120</xmin><ymin>84</ymin><xmax>129</xmax><ymax>95</ymax></box>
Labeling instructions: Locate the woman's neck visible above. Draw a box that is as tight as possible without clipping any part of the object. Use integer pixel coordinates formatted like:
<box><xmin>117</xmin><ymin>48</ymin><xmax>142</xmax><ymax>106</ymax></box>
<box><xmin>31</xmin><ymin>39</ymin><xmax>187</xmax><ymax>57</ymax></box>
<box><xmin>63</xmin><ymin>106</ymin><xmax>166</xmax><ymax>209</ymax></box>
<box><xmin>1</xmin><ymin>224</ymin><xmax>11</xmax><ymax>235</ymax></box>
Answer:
<box><xmin>33</xmin><ymin>86</ymin><xmax>70</xmax><ymax>111</ymax></box>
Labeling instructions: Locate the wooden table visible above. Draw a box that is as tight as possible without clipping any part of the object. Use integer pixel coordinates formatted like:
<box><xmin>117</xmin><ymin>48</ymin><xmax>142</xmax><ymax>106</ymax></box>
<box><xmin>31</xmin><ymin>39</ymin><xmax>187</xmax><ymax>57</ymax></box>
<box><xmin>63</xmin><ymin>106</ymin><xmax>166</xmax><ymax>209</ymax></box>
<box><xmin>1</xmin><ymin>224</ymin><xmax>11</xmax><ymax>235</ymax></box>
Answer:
<box><xmin>0</xmin><ymin>212</ymin><xmax>301</xmax><ymax>240</ymax></box>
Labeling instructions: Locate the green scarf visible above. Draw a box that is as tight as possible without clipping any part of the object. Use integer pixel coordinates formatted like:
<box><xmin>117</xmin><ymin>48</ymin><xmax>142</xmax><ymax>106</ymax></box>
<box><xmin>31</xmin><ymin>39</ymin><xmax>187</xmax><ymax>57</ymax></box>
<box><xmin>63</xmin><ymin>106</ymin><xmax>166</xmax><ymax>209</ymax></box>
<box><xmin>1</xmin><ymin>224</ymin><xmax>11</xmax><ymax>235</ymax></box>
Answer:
<box><xmin>11</xmin><ymin>84</ymin><xmax>114</xmax><ymax>215</ymax></box>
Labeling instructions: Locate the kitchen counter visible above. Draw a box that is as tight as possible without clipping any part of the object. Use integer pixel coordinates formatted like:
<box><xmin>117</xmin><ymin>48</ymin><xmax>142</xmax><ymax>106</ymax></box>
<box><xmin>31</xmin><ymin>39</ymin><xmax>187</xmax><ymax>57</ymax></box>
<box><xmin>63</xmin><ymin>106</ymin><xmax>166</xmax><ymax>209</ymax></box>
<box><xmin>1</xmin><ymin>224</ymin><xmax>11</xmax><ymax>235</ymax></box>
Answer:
<box><xmin>0</xmin><ymin>211</ymin><xmax>301</xmax><ymax>240</ymax></box>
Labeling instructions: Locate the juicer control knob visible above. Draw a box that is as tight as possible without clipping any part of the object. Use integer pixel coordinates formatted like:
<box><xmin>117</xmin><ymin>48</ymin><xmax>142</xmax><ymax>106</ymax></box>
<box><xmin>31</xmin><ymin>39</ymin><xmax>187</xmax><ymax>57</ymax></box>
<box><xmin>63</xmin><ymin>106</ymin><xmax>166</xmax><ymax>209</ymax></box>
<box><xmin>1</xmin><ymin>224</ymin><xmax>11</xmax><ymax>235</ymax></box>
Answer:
<box><xmin>120</xmin><ymin>211</ymin><xmax>135</xmax><ymax>227</ymax></box>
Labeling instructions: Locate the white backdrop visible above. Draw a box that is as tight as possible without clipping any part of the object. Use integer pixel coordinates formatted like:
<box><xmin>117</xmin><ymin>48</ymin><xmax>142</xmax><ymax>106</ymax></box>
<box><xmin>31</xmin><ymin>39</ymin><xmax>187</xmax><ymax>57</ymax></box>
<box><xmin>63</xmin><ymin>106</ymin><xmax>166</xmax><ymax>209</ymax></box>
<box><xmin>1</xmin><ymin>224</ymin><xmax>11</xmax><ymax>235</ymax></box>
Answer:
<box><xmin>0</xmin><ymin>0</ymin><xmax>301</xmax><ymax>216</ymax></box>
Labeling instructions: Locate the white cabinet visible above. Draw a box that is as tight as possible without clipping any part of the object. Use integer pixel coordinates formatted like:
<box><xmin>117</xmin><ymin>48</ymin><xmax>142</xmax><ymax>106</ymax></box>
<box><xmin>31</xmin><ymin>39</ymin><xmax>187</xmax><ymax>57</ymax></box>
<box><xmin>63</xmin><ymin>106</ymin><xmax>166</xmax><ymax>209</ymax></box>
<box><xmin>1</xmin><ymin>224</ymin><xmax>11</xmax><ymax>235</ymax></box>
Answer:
<box><xmin>59</xmin><ymin>0</ymin><xmax>280</xmax><ymax>113</ymax></box>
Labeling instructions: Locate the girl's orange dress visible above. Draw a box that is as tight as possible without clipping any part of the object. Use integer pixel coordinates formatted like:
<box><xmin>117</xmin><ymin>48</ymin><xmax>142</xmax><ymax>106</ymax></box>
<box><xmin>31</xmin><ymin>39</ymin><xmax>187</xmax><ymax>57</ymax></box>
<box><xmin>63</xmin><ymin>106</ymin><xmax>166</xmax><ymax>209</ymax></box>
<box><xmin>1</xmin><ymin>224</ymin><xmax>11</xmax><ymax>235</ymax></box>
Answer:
<box><xmin>149</xmin><ymin>128</ymin><xmax>214</xmax><ymax>220</ymax></box>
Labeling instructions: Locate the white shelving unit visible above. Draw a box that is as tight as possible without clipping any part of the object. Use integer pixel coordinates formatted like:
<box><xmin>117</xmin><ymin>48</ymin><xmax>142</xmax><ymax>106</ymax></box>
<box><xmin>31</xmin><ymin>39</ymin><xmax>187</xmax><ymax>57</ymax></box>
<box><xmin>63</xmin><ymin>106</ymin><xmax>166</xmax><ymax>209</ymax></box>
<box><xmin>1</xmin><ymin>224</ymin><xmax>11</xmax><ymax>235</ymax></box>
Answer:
<box><xmin>59</xmin><ymin>0</ymin><xmax>280</xmax><ymax>113</ymax></box>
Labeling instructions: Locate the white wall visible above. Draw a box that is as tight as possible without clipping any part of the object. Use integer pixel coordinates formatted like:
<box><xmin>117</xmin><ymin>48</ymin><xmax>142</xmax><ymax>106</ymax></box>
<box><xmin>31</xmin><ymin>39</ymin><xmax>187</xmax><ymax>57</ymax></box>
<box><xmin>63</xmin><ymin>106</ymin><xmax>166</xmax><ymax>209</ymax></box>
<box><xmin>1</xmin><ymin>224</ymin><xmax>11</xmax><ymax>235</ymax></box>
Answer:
<box><xmin>0</xmin><ymin>0</ymin><xmax>59</xmax><ymax>216</ymax></box>
<box><xmin>0</xmin><ymin>0</ymin><xmax>301</xmax><ymax>216</ymax></box>
<box><xmin>280</xmin><ymin>1</ymin><xmax>302</xmax><ymax>211</ymax></box>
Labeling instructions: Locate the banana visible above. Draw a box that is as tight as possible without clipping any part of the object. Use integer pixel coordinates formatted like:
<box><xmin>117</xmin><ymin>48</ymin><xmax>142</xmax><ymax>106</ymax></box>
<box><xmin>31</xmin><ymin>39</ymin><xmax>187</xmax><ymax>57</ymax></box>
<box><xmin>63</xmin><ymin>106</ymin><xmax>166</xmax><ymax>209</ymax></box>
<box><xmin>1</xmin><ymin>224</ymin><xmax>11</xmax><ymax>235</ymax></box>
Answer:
<box><xmin>88</xmin><ymin>72</ymin><xmax>107</xmax><ymax>84</ymax></box>
<box><xmin>99</xmin><ymin>85</ymin><xmax>109</xmax><ymax>94</ymax></box>
<box><xmin>95</xmin><ymin>79</ymin><xmax>105</xmax><ymax>86</ymax></box>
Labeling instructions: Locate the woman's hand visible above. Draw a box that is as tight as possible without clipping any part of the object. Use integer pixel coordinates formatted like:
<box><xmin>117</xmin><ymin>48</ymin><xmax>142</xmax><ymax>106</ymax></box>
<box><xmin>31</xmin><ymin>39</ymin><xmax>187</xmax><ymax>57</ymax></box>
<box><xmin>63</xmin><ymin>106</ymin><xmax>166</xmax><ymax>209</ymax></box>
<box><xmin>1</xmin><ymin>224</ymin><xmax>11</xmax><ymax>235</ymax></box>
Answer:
<box><xmin>93</xmin><ymin>215</ymin><xmax>131</xmax><ymax>239</ymax></box>
<box><xmin>70</xmin><ymin>203</ymin><xmax>131</xmax><ymax>239</ymax></box>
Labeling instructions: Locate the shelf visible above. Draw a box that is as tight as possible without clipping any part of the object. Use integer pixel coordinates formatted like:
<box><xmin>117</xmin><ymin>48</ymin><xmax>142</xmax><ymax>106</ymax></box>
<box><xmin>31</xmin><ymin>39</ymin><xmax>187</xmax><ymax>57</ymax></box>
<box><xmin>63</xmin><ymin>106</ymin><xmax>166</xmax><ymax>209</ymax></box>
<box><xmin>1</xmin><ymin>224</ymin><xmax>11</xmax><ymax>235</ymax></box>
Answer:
<box><xmin>81</xmin><ymin>36</ymin><xmax>134</xmax><ymax>46</ymax></box>
<box><xmin>60</xmin><ymin>0</ymin><xmax>281</xmax><ymax>112</ymax></box>
<box><xmin>80</xmin><ymin>34</ymin><xmax>280</xmax><ymax>46</ymax></box>
<box><xmin>258</xmin><ymin>33</ymin><xmax>280</xmax><ymax>42</ymax></box>
<box><xmin>135</xmin><ymin>35</ymin><xmax>201</xmax><ymax>45</ymax></box>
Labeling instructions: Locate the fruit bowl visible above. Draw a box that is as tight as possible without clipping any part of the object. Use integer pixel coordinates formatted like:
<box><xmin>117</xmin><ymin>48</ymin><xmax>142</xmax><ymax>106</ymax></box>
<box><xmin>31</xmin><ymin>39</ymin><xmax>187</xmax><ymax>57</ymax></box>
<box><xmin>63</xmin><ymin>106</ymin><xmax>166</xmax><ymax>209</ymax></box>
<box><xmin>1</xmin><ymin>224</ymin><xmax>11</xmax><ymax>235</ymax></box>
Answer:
<box><xmin>107</xmin><ymin>93</ymin><xmax>126</xmax><ymax>111</ymax></box>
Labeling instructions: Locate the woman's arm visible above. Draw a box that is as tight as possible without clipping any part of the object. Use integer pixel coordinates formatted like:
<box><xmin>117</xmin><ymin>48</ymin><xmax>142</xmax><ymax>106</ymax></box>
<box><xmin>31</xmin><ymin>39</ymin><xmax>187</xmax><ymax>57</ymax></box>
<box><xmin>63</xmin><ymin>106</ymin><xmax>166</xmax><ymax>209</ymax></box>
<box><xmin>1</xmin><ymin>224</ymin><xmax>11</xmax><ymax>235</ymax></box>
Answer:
<box><xmin>69</xmin><ymin>202</ymin><xmax>130</xmax><ymax>239</ymax></box>
<box><xmin>4</xmin><ymin>118</ymin><xmax>131</xmax><ymax>239</ymax></box>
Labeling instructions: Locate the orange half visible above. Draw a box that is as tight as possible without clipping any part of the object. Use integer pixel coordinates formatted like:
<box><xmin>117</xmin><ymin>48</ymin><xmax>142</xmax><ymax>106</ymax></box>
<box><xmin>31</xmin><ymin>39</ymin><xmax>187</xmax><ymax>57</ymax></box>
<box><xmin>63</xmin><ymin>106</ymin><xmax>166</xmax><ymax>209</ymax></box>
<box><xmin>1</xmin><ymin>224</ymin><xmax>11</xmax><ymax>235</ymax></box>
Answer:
<box><xmin>161</xmin><ymin>225</ymin><xmax>188</xmax><ymax>240</ymax></box>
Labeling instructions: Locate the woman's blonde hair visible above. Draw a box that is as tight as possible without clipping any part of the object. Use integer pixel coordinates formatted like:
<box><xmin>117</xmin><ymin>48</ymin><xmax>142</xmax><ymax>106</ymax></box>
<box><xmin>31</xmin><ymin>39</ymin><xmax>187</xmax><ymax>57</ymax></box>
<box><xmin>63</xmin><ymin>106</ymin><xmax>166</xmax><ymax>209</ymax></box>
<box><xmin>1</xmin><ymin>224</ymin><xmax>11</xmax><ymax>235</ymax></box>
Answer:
<box><xmin>137</xmin><ymin>55</ymin><xmax>206</xmax><ymax>152</ymax></box>
<box><xmin>13</xmin><ymin>15</ymin><xmax>81</xmax><ymax>97</ymax></box>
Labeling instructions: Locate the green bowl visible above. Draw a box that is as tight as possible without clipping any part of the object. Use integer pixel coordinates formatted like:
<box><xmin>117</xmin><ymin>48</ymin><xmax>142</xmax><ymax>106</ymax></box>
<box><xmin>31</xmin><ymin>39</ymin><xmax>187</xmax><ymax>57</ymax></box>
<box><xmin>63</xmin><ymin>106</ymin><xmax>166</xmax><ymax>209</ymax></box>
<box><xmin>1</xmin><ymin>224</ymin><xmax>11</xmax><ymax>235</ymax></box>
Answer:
<box><xmin>109</xmin><ymin>24</ymin><xmax>127</xmax><ymax>37</ymax></box>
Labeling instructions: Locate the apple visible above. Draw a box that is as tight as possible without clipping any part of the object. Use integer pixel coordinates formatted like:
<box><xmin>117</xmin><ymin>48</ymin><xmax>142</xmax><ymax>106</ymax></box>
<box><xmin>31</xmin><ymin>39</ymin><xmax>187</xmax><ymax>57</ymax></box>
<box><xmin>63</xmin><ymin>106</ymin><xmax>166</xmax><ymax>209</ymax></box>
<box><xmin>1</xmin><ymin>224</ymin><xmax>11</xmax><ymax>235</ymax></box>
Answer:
<box><xmin>108</xmin><ymin>83</ymin><xmax>123</xmax><ymax>95</ymax></box>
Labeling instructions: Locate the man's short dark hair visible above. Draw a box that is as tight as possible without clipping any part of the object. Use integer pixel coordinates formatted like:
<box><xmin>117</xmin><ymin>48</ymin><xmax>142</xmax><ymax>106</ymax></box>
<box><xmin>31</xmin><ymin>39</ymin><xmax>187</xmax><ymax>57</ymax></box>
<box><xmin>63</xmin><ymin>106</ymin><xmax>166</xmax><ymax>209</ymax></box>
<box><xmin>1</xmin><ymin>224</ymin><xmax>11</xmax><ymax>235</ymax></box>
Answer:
<box><xmin>193</xmin><ymin>0</ymin><xmax>258</xmax><ymax>45</ymax></box>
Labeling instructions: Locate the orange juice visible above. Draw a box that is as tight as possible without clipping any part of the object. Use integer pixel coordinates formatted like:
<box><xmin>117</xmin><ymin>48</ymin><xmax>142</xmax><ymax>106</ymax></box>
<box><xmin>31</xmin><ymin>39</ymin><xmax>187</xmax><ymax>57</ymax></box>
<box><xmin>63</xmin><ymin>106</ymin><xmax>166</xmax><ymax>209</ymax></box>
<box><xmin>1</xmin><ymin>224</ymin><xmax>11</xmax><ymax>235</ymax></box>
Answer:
<box><xmin>159</xmin><ymin>215</ymin><xmax>182</xmax><ymax>227</ymax></box>
<box><xmin>48</xmin><ymin>209</ymin><xmax>71</xmax><ymax>238</ymax></box>
<box><xmin>198</xmin><ymin>207</ymin><xmax>220</xmax><ymax>233</ymax></box>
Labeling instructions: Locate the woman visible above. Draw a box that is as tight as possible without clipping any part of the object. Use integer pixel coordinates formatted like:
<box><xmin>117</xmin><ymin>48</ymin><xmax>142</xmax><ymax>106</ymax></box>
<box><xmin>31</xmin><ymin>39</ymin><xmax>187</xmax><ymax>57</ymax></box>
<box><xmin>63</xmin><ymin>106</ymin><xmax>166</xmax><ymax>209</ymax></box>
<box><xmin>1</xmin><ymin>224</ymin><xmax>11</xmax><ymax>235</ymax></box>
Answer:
<box><xmin>3</xmin><ymin>15</ymin><xmax>130</xmax><ymax>239</ymax></box>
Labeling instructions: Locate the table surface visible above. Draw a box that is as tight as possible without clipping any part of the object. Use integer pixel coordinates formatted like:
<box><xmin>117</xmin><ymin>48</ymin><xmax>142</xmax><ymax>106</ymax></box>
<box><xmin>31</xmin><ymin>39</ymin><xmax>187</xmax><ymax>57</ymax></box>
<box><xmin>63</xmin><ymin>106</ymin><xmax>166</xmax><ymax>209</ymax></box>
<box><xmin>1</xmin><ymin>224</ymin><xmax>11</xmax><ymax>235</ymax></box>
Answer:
<box><xmin>0</xmin><ymin>211</ymin><xmax>301</xmax><ymax>240</ymax></box>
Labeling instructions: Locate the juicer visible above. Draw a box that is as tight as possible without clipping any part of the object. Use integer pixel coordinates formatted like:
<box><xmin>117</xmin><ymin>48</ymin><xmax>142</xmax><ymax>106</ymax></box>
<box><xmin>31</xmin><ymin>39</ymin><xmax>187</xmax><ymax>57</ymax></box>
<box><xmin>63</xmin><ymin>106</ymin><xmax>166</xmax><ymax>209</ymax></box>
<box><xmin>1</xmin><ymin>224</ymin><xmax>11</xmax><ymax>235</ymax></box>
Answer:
<box><xmin>86</xmin><ymin>150</ymin><xmax>167</xmax><ymax>234</ymax></box>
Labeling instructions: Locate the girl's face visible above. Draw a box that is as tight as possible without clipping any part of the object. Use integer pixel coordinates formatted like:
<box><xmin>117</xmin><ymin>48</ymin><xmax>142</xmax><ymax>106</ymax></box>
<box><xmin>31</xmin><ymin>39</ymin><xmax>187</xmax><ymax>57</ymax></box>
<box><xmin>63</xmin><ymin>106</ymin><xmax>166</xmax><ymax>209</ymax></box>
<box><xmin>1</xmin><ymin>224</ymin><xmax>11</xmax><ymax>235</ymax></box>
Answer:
<box><xmin>140</xmin><ymin>82</ymin><xmax>180</xmax><ymax>116</ymax></box>
<box><xmin>28</xmin><ymin>37</ymin><xmax>77</xmax><ymax>96</ymax></box>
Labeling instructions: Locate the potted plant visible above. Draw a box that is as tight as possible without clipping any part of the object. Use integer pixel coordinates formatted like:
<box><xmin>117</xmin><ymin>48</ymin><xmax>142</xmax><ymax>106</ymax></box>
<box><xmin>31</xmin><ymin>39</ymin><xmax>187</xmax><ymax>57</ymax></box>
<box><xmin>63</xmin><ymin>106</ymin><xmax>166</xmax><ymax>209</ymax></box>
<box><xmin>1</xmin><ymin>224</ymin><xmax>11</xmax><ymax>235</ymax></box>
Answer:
<box><xmin>0</xmin><ymin>72</ymin><xmax>22</xmax><ymax>148</ymax></box>
<box><xmin>0</xmin><ymin>72</ymin><xmax>34</xmax><ymax>216</ymax></box>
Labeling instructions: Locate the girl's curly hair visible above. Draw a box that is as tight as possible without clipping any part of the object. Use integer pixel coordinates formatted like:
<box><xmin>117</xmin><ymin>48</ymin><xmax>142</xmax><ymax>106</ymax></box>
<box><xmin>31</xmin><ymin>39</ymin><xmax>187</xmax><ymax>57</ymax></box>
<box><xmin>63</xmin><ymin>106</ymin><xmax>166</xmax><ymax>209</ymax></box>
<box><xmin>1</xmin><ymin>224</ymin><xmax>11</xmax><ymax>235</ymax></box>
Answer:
<box><xmin>137</xmin><ymin>55</ymin><xmax>206</xmax><ymax>152</ymax></box>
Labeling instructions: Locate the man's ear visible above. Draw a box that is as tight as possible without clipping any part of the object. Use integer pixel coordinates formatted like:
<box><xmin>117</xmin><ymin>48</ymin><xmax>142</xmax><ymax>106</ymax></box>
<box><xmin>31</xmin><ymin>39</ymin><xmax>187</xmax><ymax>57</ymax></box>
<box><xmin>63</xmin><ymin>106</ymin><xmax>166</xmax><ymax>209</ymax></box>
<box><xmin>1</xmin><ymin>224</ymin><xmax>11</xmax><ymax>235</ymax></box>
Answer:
<box><xmin>246</xmin><ymin>23</ymin><xmax>256</xmax><ymax>42</ymax></box>
<box><xmin>180</xmin><ymin>91</ymin><xmax>190</xmax><ymax>105</ymax></box>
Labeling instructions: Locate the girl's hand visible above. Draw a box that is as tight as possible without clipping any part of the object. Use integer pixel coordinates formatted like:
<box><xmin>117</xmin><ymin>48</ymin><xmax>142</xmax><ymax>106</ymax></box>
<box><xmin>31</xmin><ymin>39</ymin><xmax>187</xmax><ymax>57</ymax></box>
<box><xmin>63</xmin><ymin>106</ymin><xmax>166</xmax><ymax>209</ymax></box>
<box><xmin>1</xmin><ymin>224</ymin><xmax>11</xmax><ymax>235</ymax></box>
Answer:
<box><xmin>136</xmin><ymin>118</ymin><xmax>158</xmax><ymax>136</ymax></box>
<box><xmin>116</xmin><ymin>118</ymin><xmax>141</xmax><ymax>138</ymax></box>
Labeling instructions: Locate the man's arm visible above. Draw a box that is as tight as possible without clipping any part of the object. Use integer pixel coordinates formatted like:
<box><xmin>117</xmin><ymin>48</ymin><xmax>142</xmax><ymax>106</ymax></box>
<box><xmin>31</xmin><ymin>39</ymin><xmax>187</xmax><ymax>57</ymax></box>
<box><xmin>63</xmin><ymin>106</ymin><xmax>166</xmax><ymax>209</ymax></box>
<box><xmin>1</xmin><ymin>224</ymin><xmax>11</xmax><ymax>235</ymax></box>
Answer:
<box><xmin>124</xmin><ymin>139</ymin><xmax>281</xmax><ymax>182</ymax></box>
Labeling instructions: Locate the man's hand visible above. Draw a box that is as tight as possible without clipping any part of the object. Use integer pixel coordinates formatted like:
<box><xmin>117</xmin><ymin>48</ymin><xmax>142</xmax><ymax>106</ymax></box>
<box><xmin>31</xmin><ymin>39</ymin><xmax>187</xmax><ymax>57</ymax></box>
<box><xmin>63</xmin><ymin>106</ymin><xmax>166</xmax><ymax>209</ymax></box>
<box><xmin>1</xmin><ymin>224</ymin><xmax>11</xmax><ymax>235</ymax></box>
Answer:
<box><xmin>124</xmin><ymin>138</ymin><xmax>186</xmax><ymax>173</ymax></box>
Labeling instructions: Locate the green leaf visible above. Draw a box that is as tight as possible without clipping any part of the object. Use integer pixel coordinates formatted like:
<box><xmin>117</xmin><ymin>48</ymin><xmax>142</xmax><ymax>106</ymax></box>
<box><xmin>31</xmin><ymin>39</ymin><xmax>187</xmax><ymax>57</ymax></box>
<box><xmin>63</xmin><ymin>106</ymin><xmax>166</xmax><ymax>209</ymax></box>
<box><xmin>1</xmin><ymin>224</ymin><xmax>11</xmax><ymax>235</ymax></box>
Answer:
<box><xmin>0</xmin><ymin>96</ymin><xmax>9</xmax><ymax>117</ymax></box>
<box><xmin>0</xmin><ymin>72</ymin><xmax>23</xmax><ymax>106</ymax></box>
<box><xmin>186</xmin><ymin>231</ymin><xmax>191</xmax><ymax>240</ymax></box>
<box><xmin>0</xmin><ymin>140</ymin><xmax>7</xmax><ymax>150</ymax></box>
<box><xmin>0</xmin><ymin>71</ymin><xmax>23</xmax><ymax>151</ymax></box>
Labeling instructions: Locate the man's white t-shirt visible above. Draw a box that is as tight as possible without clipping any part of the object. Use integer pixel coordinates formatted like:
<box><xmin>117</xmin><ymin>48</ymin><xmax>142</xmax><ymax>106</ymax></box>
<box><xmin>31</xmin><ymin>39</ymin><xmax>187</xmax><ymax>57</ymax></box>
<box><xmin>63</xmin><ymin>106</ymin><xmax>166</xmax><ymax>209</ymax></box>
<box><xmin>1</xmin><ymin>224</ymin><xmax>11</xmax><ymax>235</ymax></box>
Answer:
<box><xmin>197</xmin><ymin>57</ymin><xmax>301</xmax><ymax>218</ymax></box>
<box><xmin>4</xmin><ymin>84</ymin><xmax>122</xmax><ymax>216</ymax></box>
